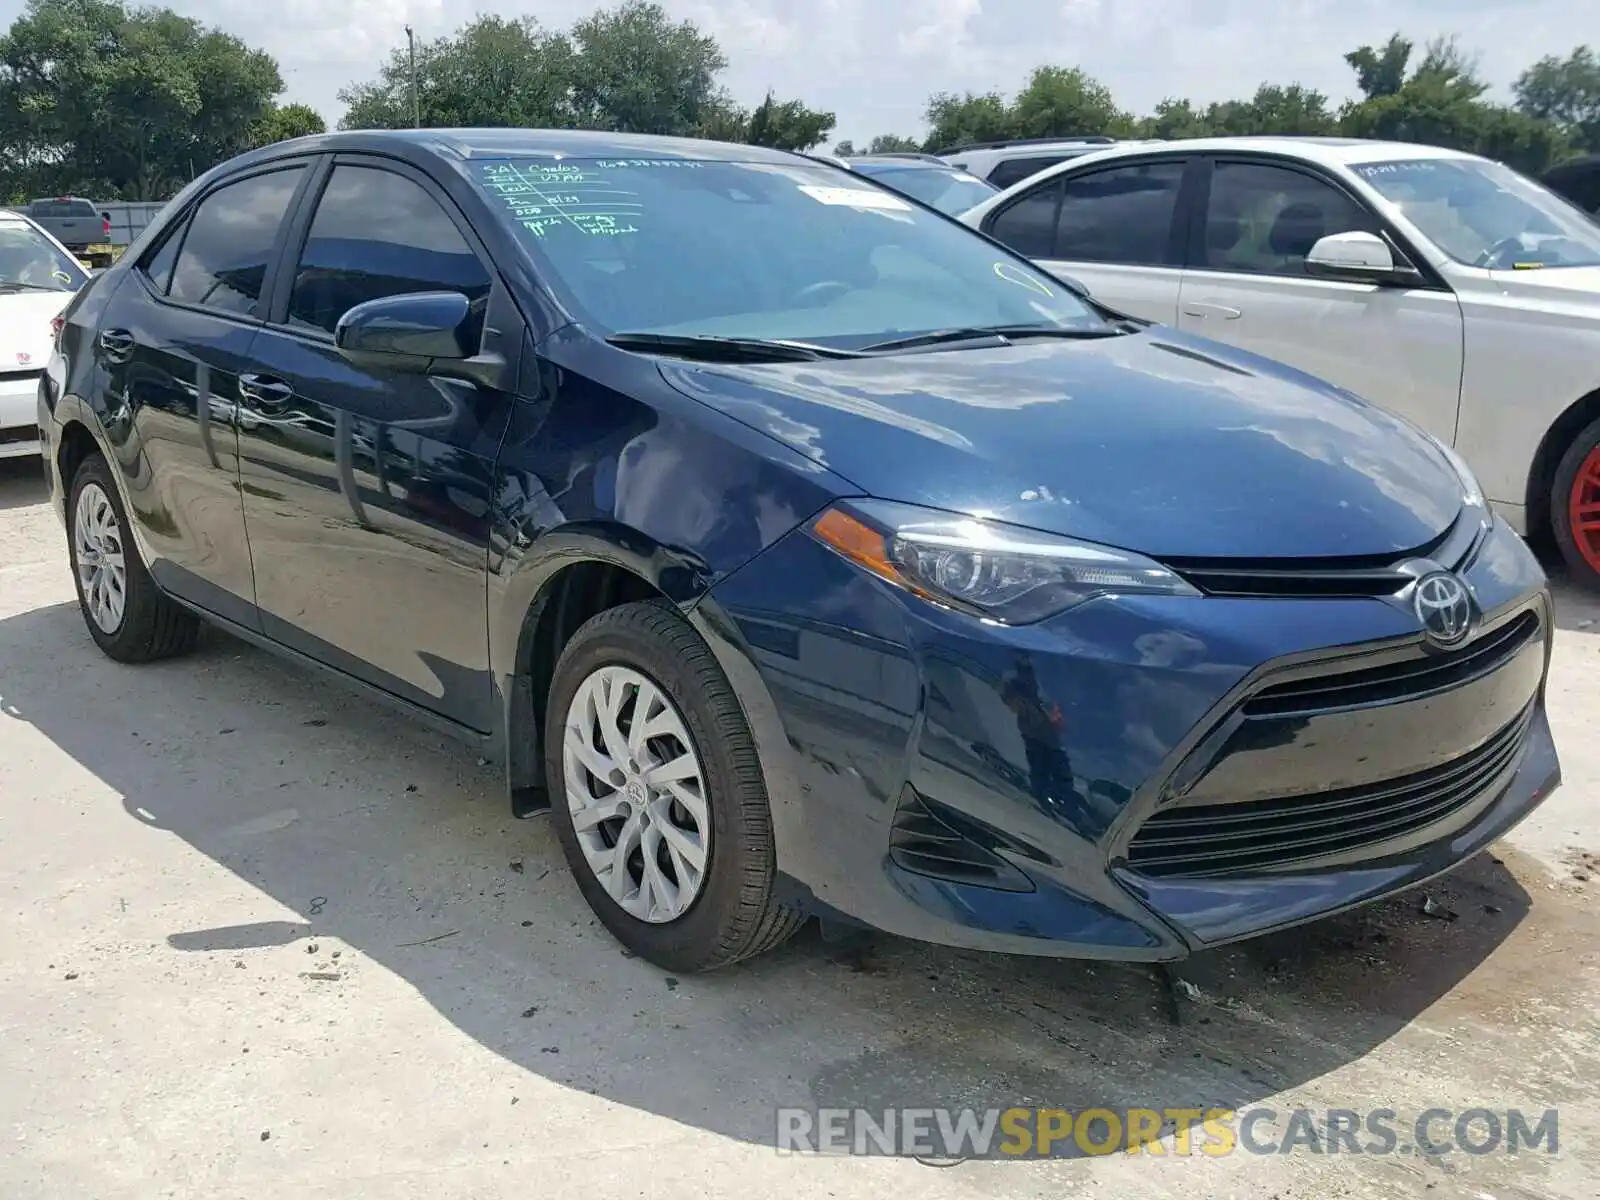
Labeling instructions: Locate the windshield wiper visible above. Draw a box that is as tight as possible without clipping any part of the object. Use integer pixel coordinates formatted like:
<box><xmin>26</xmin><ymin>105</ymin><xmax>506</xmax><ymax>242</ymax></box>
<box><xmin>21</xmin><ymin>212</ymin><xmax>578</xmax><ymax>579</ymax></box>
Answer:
<box><xmin>860</xmin><ymin>324</ymin><xmax>1127</xmax><ymax>353</ymax></box>
<box><xmin>0</xmin><ymin>281</ymin><xmax>67</xmax><ymax>294</ymax></box>
<box><xmin>606</xmin><ymin>332</ymin><xmax>864</xmax><ymax>362</ymax></box>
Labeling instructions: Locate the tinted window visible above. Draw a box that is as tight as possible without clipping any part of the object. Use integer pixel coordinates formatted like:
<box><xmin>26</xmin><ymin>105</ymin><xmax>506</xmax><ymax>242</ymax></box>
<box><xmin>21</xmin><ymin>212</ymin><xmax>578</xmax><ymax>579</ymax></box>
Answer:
<box><xmin>1056</xmin><ymin>160</ymin><xmax>1185</xmax><ymax>266</ymax></box>
<box><xmin>140</xmin><ymin>220</ymin><xmax>184</xmax><ymax>294</ymax></box>
<box><xmin>988</xmin><ymin>155</ymin><xmax>1075</xmax><ymax>189</ymax></box>
<box><xmin>168</xmin><ymin>168</ymin><xmax>304</xmax><ymax>316</ymax></box>
<box><xmin>30</xmin><ymin>200</ymin><xmax>97</xmax><ymax>218</ymax></box>
<box><xmin>1205</xmin><ymin>161</ymin><xmax>1377</xmax><ymax>275</ymax></box>
<box><xmin>986</xmin><ymin>179</ymin><xmax>1062</xmax><ymax>257</ymax></box>
<box><xmin>287</xmin><ymin>165</ymin><xmax>492</xmax><ymax>340</ymax></box>
<box><xmin>468</xmin><ymin>157</ymin><xmax>1105</xmax><ymax>346</ymax></box>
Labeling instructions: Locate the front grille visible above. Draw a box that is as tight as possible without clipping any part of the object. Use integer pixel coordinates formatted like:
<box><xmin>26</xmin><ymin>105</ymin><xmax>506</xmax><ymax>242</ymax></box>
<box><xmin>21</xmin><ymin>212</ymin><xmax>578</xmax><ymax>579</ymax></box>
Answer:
<box><xmin>1124</xmin><ymin>705</ymin><xmax>1532</xmax><ymax>878</ymax></box>
<box><xmin>1246</xmin><ymin>611</ymin><xmax>1540</xmax><ymax>718</ymax></box>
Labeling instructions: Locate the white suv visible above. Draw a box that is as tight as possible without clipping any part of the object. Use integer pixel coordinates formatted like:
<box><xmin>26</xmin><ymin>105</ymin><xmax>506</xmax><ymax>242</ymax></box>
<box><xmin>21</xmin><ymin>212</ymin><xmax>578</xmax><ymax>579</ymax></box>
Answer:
<box><xmin>961</xmin><ymin>136</ymin><xmax>1600</xmax><ymax>587</ymax></box>
<box><xmin>940</xmin><ymin>137</ymin><xmax>1155</xmax><ymax>190</ymax></box>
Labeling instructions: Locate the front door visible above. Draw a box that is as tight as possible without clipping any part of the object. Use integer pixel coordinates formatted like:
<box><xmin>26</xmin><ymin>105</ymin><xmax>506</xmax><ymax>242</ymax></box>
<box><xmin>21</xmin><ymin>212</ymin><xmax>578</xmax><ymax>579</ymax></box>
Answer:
<box><xmin>93</xmin><ymin>164</ymin><xmax>310</xmax><ymax>627</ymax></box>
<box><xmin>1175</xmin><ymin>158</ymin><xmax>1465</xmax><ymax>444</ymax></box>
<box><xmin>981</xmin><ymin>158</ymin><xmax>1189</xmax><ymax>324</ymax></box>
<box><xmin>233</xmin><ymin>158</ymin><xmax>518</xmax><ymax>731</ymax></box>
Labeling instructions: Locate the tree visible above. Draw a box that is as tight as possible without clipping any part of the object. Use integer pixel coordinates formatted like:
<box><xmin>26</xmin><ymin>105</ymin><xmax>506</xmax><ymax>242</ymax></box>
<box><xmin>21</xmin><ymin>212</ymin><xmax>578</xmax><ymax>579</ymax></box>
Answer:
<box><xmin>253</xmin><ymin>102</ymin><xmax>325</xmax><ymax>148</ymax></box>
<box><xmin>0</xmin><ymin>0</ymin><xmax>285</xmax><ymax>200</ymax></box>
<box><xmin>568</xmin><ymin>1</ymin><xmax>726</xmax><ymax>135</ymax></box>
<box><xmin>1515</xmin><ymin>45</ymin><xmax>1600</xmax><ymax>153</ymax></box>
<box><xmin>924</xmin><ymin>90</ymin><xmax>1014</xmax><ymax>151</ymax></box>
<box><xmin>831</xmin><ymin>139</ymin><xmax>856</xmax><ymax>156</ymax></box>
<box><xmin>1009</xmin><ymin>66</ymin><xmax>1131</xmax><ymax>139</ymax></box>
<box><xmin>1346</xmin><ymin>34</ymin><xmax>1414</xmax><ymax>100</ymax></box>
<box><xmin>338</xmin><ymin>15</ymin><xmax>575</xmax><ymax>130</ymax></box>
<box><xmin>745</xmin><ymin>89</ymin><xmax>834</xmax><ymax>150</ymax></box>
<box><xmin>867</xmin><ymin>134</ymin><xmax>921</xmax><ymax>154</ymax></box>
<box><xmin>1338</xmin><ymin>35</ymin><xmax>1567</xmax><ymax>174</ymax></box>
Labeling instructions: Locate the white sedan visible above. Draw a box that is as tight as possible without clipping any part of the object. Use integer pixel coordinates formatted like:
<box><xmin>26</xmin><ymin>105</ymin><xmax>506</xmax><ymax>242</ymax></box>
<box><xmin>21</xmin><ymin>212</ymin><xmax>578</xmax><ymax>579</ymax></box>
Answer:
<box><xmin>0</xmin><ymin>209</ymin><xmax>89</xmax><ymax>458</ymax></box>
<box><xmin>960</xmin><ymin>137</ymin><xmax>1600</xmax><ymax>587</ymax></box>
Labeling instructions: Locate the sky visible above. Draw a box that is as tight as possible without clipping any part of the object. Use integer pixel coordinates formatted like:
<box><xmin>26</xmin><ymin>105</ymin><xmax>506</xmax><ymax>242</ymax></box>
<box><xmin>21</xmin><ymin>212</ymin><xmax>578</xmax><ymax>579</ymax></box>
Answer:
<box><xmin>7</xmin><ymin>0</ymin><xmax>1600</xmax><ymax>146</ymax></box>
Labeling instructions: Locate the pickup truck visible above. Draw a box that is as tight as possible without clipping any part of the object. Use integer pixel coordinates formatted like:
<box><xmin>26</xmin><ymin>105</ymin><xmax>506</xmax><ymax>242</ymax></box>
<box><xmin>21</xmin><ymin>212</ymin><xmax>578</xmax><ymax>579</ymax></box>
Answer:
<box><xmin>20</xmin><ymin>197</ymin><xmax>110</xmax><ymax>256</ymax></box>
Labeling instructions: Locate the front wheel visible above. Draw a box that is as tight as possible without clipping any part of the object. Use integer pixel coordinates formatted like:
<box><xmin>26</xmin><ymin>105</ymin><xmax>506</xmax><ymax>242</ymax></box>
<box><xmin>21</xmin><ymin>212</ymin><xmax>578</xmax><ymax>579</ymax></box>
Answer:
<box><xmin>543</xmin><ymin>600</ymin><xmax>805</xmax><ymax>972</ymax></box>
<box><xmin>1551</xmin><ymin>416</ymin><xmax>1600</xmax><ymax>591</ymax></box>
<box><xmin>67</xmin><ymin>454</ymin><xmax>200</xmax><ymax>661</ymax></box>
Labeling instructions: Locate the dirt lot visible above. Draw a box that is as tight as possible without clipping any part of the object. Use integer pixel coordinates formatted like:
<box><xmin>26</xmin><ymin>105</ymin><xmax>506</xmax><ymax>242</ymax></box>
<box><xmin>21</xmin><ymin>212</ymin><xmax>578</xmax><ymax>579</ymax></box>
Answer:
<box><xmin>1</xmin><ymin>456</ymin><xmax>1595</xmax><ymax>1200</ymax></box>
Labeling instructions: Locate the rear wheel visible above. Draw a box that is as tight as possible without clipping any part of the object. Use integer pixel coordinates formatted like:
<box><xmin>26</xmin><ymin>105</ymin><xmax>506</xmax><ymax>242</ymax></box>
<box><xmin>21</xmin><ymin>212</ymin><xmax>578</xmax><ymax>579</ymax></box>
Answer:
<box><xmin>543</xmin><ymin>599</ymin><xmax>805</xmax><ymax>972</ymax></box>
<box><xmin>67</xmin><ymin>454</ymin><xmax>200</xmax><ymax>661</ymax></box>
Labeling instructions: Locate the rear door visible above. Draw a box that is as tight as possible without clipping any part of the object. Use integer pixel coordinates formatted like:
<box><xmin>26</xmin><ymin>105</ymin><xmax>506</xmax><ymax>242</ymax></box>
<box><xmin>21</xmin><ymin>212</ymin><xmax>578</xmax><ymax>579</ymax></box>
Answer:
<box><xmin>233</xmin><ymin>155</ymin><xmax>521</xmax><ymax>731</ymax></box>
<box><xmin>980</xmin><ymin>157</ymin><xmax>1191</xmax><ymax>323</ymax></box>
<box><xmin>92</xmin><ymin>163</ymin><xmax>312</xmax><ymax>627</ymax></box>
<box><xmin>1175</xmin><ymin>156</ymin><xmax>1465</xmax><ymax>443</ymax></box>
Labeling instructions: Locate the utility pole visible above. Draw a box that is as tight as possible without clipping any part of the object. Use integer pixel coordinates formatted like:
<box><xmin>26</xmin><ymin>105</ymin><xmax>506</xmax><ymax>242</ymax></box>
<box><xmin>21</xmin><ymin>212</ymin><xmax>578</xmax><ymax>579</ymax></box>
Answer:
<box><xmin>405</xmin><ymin>25</ymin><xmax>419</xmax><ymax>128</ymax></box>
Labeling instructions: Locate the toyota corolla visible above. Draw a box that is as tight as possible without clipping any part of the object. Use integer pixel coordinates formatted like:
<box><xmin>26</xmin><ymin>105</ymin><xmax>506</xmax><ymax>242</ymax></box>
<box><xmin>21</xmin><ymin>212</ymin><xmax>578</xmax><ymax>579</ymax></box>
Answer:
<box><xmin>38</xmin><ymin>130</ymin><xmax>1560</xmax><ymax>972</ymax></box>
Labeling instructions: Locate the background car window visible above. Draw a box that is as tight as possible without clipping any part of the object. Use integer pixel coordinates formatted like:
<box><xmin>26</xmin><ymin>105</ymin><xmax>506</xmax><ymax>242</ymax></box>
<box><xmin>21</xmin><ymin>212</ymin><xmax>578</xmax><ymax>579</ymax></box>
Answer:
<box><xmin>0</xmin><ymin>221</ymin><xmax>87</xmax><ymax>291</ymax></box>
<box><xmin>986</xmin><ymin>179</ymin><xmax>1063</xmax><ymax>258</ymax></box>
<box><xmin>1053</xmin><ymin>160</ymin><xmax>1185</xmax><ymax>266</ymax></box>
<box><xmin>29</xmin><ymin>200</ymin><xmax>97</xmax><ymax>219</ymax></box>
<box><xmin>1203</xmin><ymin>161</ymin><xmax>1376</xmax><ymax>276</ymax></box>
<box><xmin>987</xmin><ymin>155</ymin><xmax>1074</xmax><ymax>189</ymax></box>
<box><xmin>167</xmin><ymin>168</ymin><xmax>304</xmax><ymax>316</ymax></box>
<box><xmin>851</xmin><ymin>164</ymin><xmax>996</xmax><ymax>216</ymax></box>
<box><xmin>287</xmin><ymin>165</ymin><xmax>493</xmax><ymax>341</ymax></box>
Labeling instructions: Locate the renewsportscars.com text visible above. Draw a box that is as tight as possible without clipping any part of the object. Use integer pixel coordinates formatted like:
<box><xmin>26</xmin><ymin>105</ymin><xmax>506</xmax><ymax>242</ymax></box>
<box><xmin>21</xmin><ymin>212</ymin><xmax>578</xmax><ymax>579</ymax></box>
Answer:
<box><xmin>775</xmin><ymin>1106</ymin><xmax>1560</xmax><ymax>1159</ymax></box>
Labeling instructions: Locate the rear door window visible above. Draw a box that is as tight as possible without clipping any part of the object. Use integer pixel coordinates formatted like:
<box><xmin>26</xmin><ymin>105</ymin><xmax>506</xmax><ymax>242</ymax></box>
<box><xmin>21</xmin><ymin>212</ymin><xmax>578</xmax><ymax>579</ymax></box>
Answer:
<box><xmin>1055</xmin><ymin>160</ymin><xmax>1186</xmax><ymax>265</ymax></box>
<box><xmin>168</xmin><ymin>167</ymin><xmax>305</xmax><ymax>317</ymax></box>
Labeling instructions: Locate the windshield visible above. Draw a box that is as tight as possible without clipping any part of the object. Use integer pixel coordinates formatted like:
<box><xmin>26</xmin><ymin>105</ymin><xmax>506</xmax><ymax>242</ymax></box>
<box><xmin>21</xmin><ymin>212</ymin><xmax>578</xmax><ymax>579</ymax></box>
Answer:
<box><xmin>469</xmin><ymin>156</ymin><xmax>1104</xmax><ymax>347</ymax></box>
<box><xmin>0</xmin><ymin>222</ymin><xmax>88</xmax><ymax>291</ymax></box>
<box><xmin>847</xmin><ymin>162</ymin><xmax>998</xmax><ymax>216</ymax></box>
<box><xmin>1351</xmin><ymin>157</ymin><xmax>1600</xmax><ymax>269</ymax></box>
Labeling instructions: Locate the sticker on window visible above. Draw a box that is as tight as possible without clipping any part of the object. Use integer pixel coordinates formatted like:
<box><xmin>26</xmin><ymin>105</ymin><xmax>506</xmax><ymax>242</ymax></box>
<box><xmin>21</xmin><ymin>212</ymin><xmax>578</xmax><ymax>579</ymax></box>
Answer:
<box><xmin>798</xmin><ymin>185</ymin><xmax>912</xmax><ymax>211</ymax></box>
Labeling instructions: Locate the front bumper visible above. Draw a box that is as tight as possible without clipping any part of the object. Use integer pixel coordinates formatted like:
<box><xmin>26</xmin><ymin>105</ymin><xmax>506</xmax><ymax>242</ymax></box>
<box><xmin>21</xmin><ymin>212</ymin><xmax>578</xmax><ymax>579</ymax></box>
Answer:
<box><xmin>0</xmin><ymin>371</ymin><xmax>44</xmax><ymax>458</ymax></box>
<box><xmin>697</xmin><ymin>514</ymin><xmax>1560</xmax><ymax>961</ymax></box>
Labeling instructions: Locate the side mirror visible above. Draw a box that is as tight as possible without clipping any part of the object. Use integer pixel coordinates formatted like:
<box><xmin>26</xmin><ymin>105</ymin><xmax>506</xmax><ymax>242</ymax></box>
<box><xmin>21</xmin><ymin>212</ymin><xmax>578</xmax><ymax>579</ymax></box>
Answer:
<box><xmin>1304</xmin><ymin>231</ymin><xmax>1418</xmax><ymax>285</ymax></box>
<box><xmin>335</xmin><ymin>291</ymin><xmax>475</xmax><ymax>362</ymax></box>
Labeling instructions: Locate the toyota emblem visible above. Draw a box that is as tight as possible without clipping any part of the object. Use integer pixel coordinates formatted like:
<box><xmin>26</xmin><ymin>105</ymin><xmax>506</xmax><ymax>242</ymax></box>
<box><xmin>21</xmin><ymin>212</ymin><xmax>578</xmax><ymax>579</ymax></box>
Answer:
<box><xmin>1413</xmin><ymin>571</ymin><xmax>1473</xmax><ymax>646</ymax></box>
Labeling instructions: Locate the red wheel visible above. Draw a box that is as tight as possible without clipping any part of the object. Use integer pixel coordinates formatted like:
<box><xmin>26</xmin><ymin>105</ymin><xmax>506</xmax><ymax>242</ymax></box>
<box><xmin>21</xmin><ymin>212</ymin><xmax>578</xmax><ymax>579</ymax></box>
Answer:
<box><xmin>1552</xmin><ymin>417</ymin><xmax>1600</xmax><ymax>590</ymax></box>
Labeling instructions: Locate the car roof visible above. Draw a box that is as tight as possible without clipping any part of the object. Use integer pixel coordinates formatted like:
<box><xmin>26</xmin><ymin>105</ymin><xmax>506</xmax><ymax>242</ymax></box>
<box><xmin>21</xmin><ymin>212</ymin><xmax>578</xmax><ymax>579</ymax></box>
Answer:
<box><xmin>229</xmin><ymin>127</ymin><xmax>811</xmax><ymax>168</ymax></box>
<box><xmin>848</xmin><ymin>156</ymin><xmax>965</xmax><ymax>170</ymax></box>
<box><xmin>959</xmin><ymin>135</ymin><xmax>1489</xmax><ymax>217</ymax></box>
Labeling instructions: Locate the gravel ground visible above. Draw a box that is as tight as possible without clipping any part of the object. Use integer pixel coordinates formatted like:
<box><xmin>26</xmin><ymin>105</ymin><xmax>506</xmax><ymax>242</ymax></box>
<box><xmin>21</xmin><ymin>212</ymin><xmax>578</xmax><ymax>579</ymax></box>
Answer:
<box><xmin>1</xmin><ymin>455</ymin><xmax>1595</xmax><ymax>1200</ymax></box>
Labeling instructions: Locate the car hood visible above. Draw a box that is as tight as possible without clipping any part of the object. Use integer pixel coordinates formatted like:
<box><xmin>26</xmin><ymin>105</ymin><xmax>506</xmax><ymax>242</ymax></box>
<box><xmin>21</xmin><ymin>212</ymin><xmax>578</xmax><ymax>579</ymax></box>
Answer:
<box><xmin>1486</xmin><ymin>264</ymin><xmax>1600</xmax><ymax>301</ymax></box>
<box><xmin>0</xmin><ymin>289</ymin><xmax>74</xmax><ymax>370</ymax></box>
<box><xmin>658</xmin><ymin>329</ymin><xmax>1465</xmax><ymax>560</ymax></box>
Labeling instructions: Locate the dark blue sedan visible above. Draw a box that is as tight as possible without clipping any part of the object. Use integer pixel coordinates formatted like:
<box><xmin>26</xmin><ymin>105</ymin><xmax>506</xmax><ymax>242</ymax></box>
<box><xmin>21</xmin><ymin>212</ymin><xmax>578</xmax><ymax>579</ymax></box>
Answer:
<box><xmin>38</xmin><ymin>129</ymin><xmax>1560</xmax><ymax>972</ymax></box>
<box><xmin>826</xmin><ymin>153</ymin><xmax>998</xmax><ymax>215</ymax></box>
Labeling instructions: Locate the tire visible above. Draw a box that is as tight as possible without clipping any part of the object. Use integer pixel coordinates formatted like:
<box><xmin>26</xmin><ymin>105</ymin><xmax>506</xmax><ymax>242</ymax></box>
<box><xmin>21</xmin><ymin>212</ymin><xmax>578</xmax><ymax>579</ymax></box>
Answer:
<box><xmin>543</xmin><ymin>599</ymin><xmax>805</xmax><ymax>972</ymax></box>
<box><xmin>1551</xmin><ymin>415</ymin><xmax>1600</xmax><ymax>592</ymax></box>
<box><xmin>67</xmin><ymin>454</ymin><xmax>200</xmax><ymax>662</ymax></box>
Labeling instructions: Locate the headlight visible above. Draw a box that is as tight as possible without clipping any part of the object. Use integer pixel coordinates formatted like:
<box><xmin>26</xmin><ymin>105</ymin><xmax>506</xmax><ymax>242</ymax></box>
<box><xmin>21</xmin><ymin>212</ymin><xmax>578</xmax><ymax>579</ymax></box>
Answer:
<box><xmin>1434</xmin><ymin>439</ymin><xmax>1486</xmax><ymax>510</ymax></box>
<box><xmin>808</xmin><ymin>500</ymin><xmax>1198</xmax><ymax>624</ymax></box>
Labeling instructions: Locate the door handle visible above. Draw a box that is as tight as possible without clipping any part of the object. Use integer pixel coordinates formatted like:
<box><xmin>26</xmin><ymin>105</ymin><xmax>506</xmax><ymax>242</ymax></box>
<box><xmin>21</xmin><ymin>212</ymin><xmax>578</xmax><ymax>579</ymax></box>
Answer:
<box><xmin>237</xmin><ymin>373</ymin><xmax>294</xmax><ymax>413</ymax></box>
<box><xmin>1181</xmin><ymin>303</ymin><xmax>1242</xmax><ymax>320</ymax></box>
<box><xmin>99</xmin><ymin>328</ymin><xmax>135</xmax><ymax>363</ymax></box>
